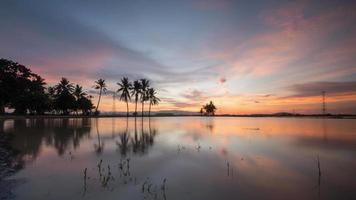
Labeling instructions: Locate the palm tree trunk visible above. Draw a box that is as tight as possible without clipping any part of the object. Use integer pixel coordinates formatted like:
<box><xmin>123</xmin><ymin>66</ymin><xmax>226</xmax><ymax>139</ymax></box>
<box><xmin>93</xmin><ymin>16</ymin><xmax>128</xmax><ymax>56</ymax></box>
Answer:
<box><xmin>134</xmin><ymin>117</ymin><xmax>138</xmax><ymax>143</ymax></box>
<box><xmin>96</xmin><ymin>88</ymin><xmax>102</xmax><ymax>113</ymax></box>
<box><xmin>126</xmin><ymin>101</ymin><xmax>129</xmax><ymax>117</ymax></box>
<box><xmin>149</xmin><ymin>103</ymin><xmax>151</xmax><ymax>117</ymax></box>
<box><xmin>135</xmin><ymin>96</ymin><xmax>138</xmax><ymax>117</ymax></box>
<box><xmin>141</xmin><ymin>102</ymin><xmax>144</xmax><ymax>117</ymax></box>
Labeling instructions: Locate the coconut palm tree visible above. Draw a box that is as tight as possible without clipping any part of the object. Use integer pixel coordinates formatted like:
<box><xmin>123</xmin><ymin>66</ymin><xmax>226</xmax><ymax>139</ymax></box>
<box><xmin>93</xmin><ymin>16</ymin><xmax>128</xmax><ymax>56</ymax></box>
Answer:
<box><xmin>203</xmin><ymin>101</ymin><xmax>217</xmax><ymax>116</ymax></box>
<box><xmin>117</xmin><ymin>77</ymin><xmax>132</xmax><ymax>117</ymax></box>
<box><xmin>140</xmin><ymin>79</ymin><xmax>150</xmax><ymax>117</ymax></box>
<box><xmin>147</xmin><ymin>88</ymin><xmax>160</xmax><ymax>117</ymax></box>
<box><xmin>54</xmin><ymin>78</ymin><xmax>75</xmax><ymax>115</ymax></box>
<box><xmin>55</xmin><ymin>77</ymin><xmax>74</xmax><ymax>94</ymax></box>
<box><xmin>73</xmin><ymin>84</ymin><xmax>86</xmax><ymax>100</ymax></box>
<box><xmin>93</xmin><ymin>79</ymin><xmax>107</xmax><ymax>114</ymax></box>
<box><xmin>73</xmin><ymin>84</ymin><xmax>86</xmax><ymax>115</ymax></box>
<box><xmin>130</xmin><ymin>80</ymin><xmax>142</xmax><ymax>117</ymax></box>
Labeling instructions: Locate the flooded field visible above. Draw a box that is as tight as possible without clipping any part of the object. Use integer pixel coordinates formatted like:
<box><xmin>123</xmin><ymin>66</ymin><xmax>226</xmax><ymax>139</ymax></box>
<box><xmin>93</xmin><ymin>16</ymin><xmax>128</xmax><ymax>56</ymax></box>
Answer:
<box><xmin>1</xmin><ymin>117</ymin><xmax>356</xmax><ymax>200</ymax></box>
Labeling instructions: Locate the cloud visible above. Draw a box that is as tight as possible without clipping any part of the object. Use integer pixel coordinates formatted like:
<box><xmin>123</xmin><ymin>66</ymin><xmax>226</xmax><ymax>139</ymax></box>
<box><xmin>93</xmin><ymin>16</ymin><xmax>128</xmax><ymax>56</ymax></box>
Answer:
<box><xmin>182</xmin><ymin>89</ymin><xmax>206</xmax><ymax>102</ymax></box>
<box><xmin>87</xmin><ymin>89</ymin><xmax>116</xmax><ymax>96</ymax></box>
<box><xmin>287</xmin><ymin>81</ymin><xmax>356</xmax><ymax>98</ymax></box>
<box><xmin>192</xmin><ymin>0</ymin><xmax>232</xmax><ymax>11</ymax></box>
<box><xmin>219</xmin><ymin>77</ymin><xmax>227</xmax><ymax>84</ymax></box>
<box><xmin>160</xmin><ymin>97</ymin><xmax>201</xmax><ymax>109</ymax></box>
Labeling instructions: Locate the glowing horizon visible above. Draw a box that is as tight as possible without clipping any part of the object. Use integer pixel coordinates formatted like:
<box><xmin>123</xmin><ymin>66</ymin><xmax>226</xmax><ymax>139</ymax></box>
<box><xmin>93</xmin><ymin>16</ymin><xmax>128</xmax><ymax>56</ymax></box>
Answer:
<box><xmin>1</xmin><ymin>0</ymin><xmax>356</xmax><ymax>114</ymax></box>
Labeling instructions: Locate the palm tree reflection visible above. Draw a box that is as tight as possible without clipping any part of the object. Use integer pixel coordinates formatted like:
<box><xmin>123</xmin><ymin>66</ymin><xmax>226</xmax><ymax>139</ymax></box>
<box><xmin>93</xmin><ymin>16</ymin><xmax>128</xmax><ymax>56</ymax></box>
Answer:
<box><xmin>115</xmin><ymin>117</ymin><xmax>157</xmax><ymax>156</ymax></box>
<box><xmin>116</xmin><ymin>118</ymin><xmax>131</xmax><ymax>156</ymax></box>
<box><xmin>94</xmin><ymin>119</ymin><xmax>104</xmax><ymax>155</ymax></box>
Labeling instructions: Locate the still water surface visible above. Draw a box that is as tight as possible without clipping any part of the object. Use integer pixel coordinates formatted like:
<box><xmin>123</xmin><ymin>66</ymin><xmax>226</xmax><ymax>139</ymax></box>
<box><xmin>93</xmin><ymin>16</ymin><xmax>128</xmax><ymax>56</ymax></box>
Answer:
<box><xmin>1</xmin><ymin>117</ymin><xmax>356</xmax><ymax>200</ymax></box>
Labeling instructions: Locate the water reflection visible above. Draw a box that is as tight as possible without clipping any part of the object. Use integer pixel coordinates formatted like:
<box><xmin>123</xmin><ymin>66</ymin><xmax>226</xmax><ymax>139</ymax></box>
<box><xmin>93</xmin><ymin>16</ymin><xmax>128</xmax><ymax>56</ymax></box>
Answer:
<box><xmin>9</xmin><ymin>118</ymin><xmax>92</xmax><ymax>158</ymax></box>
<box><xmin>117</xmin><ymin>118</ymin><xmax>157</xmax><ymax>156</ymax></box>
<box><xmin>94</xmin><ymin>119</ymin><xmax>104</xmax><ymax>155</ymax></box>
<box><xmin>1</xmin><ymin>118</ymin><xmax>159</xmax><ymax>162</ymax></box>
<box><xmin>1</xmin><ymin>117</ymin><xmax>356</xmax><ymax>200</ymax></box>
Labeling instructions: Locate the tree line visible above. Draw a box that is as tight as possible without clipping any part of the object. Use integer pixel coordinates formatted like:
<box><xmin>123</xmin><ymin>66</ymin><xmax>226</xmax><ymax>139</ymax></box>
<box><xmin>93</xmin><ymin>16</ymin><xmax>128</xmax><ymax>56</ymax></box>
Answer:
<box><xmin>0</xmin><ymin>58</ymin><xmax>160</xmax><ymax>116</ymax></box>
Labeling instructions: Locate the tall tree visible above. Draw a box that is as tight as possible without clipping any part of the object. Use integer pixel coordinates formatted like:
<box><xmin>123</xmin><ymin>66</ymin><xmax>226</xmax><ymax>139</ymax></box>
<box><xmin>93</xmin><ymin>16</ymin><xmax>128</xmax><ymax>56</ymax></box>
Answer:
<box><xmin>147</xmin><ymin>88</ymin><xmax>160</xmax><ymax>117</ymax></box>
<box><xmin>93</xmin><ymin>79</ymin><xmax>107</xmax><ymax>114</ymax></box>
<box><xmin>140</xmin><ymin>79</ymin><xmax>150</xmax><ymax>117</ymax></box>
<box><xmin>54</xmin><ymin>78</ymin><xmax>75</xmax><ymax>115</ymax></box>
<box><xmin>117</xmin><ymin>77</ymin><xmax>132</xmax><ymax>117</ymax></box>
<box><xmin>130</xmin><ymin>80</ymin><xmax>142</xmax><ymax>117</ymax></box>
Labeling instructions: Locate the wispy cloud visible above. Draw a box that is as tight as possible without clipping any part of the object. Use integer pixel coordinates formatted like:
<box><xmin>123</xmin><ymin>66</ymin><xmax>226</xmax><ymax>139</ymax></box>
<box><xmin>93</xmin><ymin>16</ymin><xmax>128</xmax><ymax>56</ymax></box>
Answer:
<box><xmin>286</xmin><ymin>81</ymin><xmax>356</xmax><ymax>98</ymax></box>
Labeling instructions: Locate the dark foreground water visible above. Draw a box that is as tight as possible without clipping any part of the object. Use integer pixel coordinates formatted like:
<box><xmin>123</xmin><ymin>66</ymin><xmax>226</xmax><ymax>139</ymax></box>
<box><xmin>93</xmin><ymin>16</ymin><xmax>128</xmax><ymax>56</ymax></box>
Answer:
<box><xmin>0</xmin><ymin>117</ymin><xmax>355</xmax><ymax>200</ymax></box>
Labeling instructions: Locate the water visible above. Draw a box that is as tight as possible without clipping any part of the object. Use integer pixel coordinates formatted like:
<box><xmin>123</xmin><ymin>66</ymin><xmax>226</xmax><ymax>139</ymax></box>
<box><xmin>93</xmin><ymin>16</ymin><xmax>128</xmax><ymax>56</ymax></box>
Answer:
<box><xmin>1</xmin><ymin>117</ymin><xmax>356</xmax><ymax>200</ymax></box>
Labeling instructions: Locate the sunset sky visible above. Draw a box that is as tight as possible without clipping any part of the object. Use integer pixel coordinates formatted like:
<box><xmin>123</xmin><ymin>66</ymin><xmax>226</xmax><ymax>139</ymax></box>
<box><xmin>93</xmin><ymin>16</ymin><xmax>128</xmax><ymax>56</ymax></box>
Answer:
<box><xmin>1</xmin><ymin>0</ymin><xmax>356</xmax><ymax>114</ymax></box>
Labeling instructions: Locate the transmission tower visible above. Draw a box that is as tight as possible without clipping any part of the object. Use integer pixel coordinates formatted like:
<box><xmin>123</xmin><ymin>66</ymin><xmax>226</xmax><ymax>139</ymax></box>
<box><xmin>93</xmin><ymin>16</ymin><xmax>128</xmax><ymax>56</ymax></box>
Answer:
<box><xmin>112</xmin><ymin>92</ymin><xmax>116</xmax><ymax>115</ymax></box>
<box><xmin>322</xmin><ymin>91</ymin><xmax>326</xmax><ymax>115</ymax></box>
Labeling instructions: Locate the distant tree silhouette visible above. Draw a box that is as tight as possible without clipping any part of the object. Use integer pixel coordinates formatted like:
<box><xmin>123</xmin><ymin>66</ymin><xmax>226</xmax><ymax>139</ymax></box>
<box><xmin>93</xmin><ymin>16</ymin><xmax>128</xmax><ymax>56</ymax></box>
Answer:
<box><xmin>140</xmin><ymin>79</ymin><xmax>150</xmax><ymax>117</ymax></box>
<box><xmin>117</xmin><ymin>77</ymin><xmax>132</xmax><ymax>117</ymax></box>
<box><xmin>131</xmin><ymin>80</ymin><xmax>142</xmax><ymax>117</ymax></box>
<box><xmin>93</xmin><ymin>79</ymin><xmax>107</xmax><ymax>114</ymax></box>
<box><xmin>54</xmin><ymin>78</ymin><xmax>75</xmax><ymax>115</ymax></box>
<box><xmin>202</xmin><ymin>101</ymin><xmax>217</xmax><ymax>116</ymax></box>
<box><xmin>147</xmin><ymin>88</ymin><xmax>160</xmax><ymax>117</ymax></box>
<box><xmin>199</xmin><ymin>108</ymin><xmax>204</xmax><ymax>116</ymax></box>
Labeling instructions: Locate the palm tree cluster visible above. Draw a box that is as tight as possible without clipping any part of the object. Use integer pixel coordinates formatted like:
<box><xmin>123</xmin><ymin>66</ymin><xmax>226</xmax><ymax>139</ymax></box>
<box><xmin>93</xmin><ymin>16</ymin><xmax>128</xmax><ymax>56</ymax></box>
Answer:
<box><xmin>1</xmin><ymin>58</ymin><xmax>161</xmax><ymax>116</ymax></box>
<box><xmin>115</xmin><ymin>77</ymin><xmax>160</xmax><ymax>117</ymax></box>
<box><xmin>200</xmin><ymin>101</ymin><xmax>217</xmax><ymax>116</ymax></box>
<box><xmin>52</xmin><ymin>78</ymin><xmax>94</xmax><ymax>115</ymax></box>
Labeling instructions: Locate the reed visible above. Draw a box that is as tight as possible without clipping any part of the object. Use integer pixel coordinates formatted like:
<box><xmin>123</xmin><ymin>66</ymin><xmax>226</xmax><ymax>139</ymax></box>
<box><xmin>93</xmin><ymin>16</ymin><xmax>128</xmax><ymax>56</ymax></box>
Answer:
<box><xmin>82</xmin><ymin>167</ymin><xmax>87</xmax><ymax>196</ymax></box>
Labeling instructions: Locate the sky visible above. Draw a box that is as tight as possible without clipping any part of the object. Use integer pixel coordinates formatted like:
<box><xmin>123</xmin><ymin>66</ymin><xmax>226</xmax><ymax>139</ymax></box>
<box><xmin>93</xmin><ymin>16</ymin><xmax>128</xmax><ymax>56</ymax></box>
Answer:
<box><xmin>1</xmin><ymin>0</ymin><xmax>356</xmax><ymax>114</ymax></box>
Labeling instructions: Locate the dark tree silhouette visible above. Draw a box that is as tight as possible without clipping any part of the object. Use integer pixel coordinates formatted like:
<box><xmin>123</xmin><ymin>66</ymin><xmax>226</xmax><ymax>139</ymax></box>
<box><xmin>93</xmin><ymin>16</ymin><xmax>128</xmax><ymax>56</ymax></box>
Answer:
<box><xmin>199</xmin><ymin>108</ymin><xmax>204</xmax><ymax>116</ymax></box>
<box><xmin>54</xmin><ymin>78</ymin><xmax>75</xmax><ymax>115</ymax></box>
<box><xmin>93</xmin><ymin>79</ymin><xmax>107</xmax><ymax>114</ymax></box>
<box><xmin>0</xmin><ymin>58</ymin><xmax>49</xmax><ymax>114</ymax></box>
<box><xmin>140</xmin><ymin>79</ymin><xmax>150</xmax><ymax>117</ymax></box>
<box><xmin>202</xmin><ymin>101</ymin><xmax>217</xmax><ymax>116</ymax></box>
<box><xmin>147</xmin><ymin>88</ymin><xmax>160</xmax><ymax>117</ymax></box>
<box><xmin>73</xmin><ymin>85</ymin><xmax>85</xmax><ymax>115</ymax></box>
<box><xmin>131</xmin><ymin>80</ymin><xmax>142</xmax><ymax>117</ymax></box>
<box><xmin>73</xmin><ymin>84</ymin><xmax>93</xmax><ymax>115</ymax></box>
<box><xmin>117</xmin><ymin>77</ymin><xmax>132</xmax><ymax>117</ymax></box>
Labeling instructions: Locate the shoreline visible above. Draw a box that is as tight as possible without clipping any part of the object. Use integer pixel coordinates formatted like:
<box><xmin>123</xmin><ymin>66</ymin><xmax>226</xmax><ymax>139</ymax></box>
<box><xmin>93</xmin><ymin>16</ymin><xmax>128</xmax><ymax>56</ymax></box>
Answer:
<box><xmin>1</xmin><ymin>114</ymin><xmax>355</xmax><ymax>120</ymax></box>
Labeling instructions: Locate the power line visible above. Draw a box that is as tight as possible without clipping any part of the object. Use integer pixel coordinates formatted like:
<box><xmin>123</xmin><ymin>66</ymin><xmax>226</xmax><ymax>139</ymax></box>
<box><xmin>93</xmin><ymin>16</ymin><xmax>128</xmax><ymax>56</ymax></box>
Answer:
<box><xmin>322</xmin><ymin>91</ymin><xmax>326</xmax><ymax>115</ymax></box>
